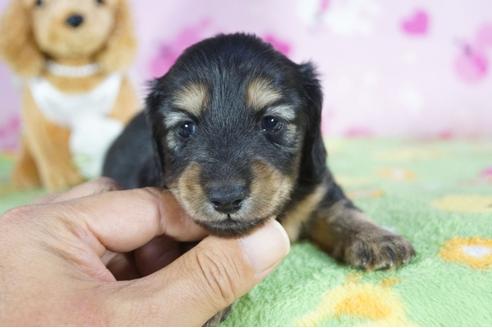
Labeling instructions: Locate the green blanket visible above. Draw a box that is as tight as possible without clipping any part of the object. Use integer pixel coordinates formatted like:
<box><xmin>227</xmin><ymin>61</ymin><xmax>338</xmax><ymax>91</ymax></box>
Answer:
<box><xmin>1</xmin><ymin>139</ymin><xmax>492</xmax><ymax>326</ymax></box>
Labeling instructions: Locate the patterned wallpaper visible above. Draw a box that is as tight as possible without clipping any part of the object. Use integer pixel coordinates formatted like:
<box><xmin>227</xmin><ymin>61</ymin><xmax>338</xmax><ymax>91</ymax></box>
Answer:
<box><xmin>1</xmin><ymin>0</ymin><xmax>492</xmax><ymax>151</ymax></box>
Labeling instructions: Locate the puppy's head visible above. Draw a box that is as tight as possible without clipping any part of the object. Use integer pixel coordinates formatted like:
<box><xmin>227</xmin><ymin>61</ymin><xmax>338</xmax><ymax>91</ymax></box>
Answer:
<box><xmin>0</xmin><ymin>0</ymin><xmax>135</xmax><ymax>76</ymax></box>
<box><xmin>147</xmin><ymin>34</ymin><xmax>326</xmax><ymax>236</ymax></box>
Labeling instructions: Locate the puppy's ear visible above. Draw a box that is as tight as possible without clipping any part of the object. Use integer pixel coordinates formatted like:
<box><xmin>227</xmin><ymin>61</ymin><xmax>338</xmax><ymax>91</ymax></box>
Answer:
<box><xmin>95</xmin><ymin>0</ymin><xmax>136</xmax><ymax>73</ymax></box>
<box><xmin>144</xmin><ymin>80</ymin><xmax>166</xmax><ymax>187</ymax></box>
<box><xmin>298</xmin><ymin>62</ymin><xmax>327</xmax><ymax>184</ymax></box>
<box><xmin>0</xmin><ymin>0</ymin><xmax>44</xmax><ymax>76</ymax></box>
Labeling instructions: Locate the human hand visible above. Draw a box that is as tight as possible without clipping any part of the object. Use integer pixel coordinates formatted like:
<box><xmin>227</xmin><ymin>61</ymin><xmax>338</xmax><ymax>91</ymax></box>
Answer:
<box><xmin>0</xmin><ymin>178</ymin><xmax>290</xmax><ymax>325</ymax></box>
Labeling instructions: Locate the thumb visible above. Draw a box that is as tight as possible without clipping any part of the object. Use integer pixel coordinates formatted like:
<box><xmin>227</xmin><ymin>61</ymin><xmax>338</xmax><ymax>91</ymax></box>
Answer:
<box><xmin>106</xmin><ymin>220</ymin><xmax>290</xmax><ymax>326</ymax></box>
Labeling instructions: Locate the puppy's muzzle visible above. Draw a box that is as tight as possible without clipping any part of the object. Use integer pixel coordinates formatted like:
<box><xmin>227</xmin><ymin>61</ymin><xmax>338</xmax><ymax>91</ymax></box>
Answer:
<box><xmin>206</xmin><ymin>181</ymin><xmax>248</xmax><ymax>214</ymax></box>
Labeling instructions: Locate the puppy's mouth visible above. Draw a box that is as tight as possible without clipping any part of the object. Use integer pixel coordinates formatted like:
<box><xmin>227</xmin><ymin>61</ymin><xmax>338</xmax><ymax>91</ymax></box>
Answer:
<box><xmin>196</xmin><ymin>216</ymin><xmax>268</xmax><ymax>237</ymax></box>
<box><xmin>170</xmin><ymin>180</ymin><xmax>287</xmax><ymax>236</ymax></box>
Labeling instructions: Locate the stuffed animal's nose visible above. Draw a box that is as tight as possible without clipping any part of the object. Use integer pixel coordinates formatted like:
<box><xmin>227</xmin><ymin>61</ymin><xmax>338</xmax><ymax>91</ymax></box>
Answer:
<box><xmin>66</xmin><ymin>14</ymin><xmax>84</xmax><ymax>28</ymax></box>
<box><xmin>208</xmin><ymin>183</ymin><xmax>247</xmax><ymax>214</ymax></box>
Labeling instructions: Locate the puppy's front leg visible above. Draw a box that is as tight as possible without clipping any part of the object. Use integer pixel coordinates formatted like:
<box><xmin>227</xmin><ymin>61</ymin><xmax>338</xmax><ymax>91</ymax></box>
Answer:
<box><xmin>306</xmin><ymin>184</ymin><xmax>415</xmax><ymax>270</ymax></box>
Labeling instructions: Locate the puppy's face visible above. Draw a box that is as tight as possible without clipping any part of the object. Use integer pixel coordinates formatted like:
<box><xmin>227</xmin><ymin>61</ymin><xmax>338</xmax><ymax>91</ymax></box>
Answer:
<box><xmin>24</xmin><ymin>0</ymin><xmax>117</xmax><ymax>59</ymax></box>
<box><xmin>147</xmin><ymin>35</ymin><xmax>324</xmax><ymax>236</ymax></box>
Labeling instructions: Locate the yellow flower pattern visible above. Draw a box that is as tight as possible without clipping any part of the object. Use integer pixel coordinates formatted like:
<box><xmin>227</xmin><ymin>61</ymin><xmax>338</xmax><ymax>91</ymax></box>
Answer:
<box><xmin>298</xmin><ymin>277</ymin><xmax>410</xmax><ymax>326</ymax></box>
<box><xmin>432</xmin><ymin>195</ymin><xmax>492</xmax><ymax>213</ymax></box>
<box><xmin>378</xmin><ymin>168</ymin><xmax>416</xmax><ymax>182</ymax></box>
<box><xmin>440</xmin><ymin>237</ymin><xmax>492</xmax><ymax>269</ymax></box>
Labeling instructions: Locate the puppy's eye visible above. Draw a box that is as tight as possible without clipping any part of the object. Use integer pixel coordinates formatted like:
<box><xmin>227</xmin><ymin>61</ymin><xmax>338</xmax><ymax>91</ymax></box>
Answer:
<box><xmin>96</xmin><ymin>0</ymin><xmax>105</xmax><ymax>5</ymax></box>
<box><xmin>178</xmin><ymin>121</ymin><xmax>196</xmax><ymax>139</ymax></box>
<box><xmin>35</xmin><ymin>0</ymin><xmax>44</xmax><ymax>7</ymax></box>
<box><xmin>261</xmin><ymin>116</ymin><xmax>284</xmax><ymax>133</ymax></box>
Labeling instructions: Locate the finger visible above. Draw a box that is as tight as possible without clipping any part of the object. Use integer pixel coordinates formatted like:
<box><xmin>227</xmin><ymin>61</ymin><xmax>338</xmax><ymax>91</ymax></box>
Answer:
<box><xmin>35</xmin><ymin>178</ymin><xmax>119</xmax><ymax>204</ymax></box>
<box><xmin>106</xmin><ymin>253</ymin><xmax>140</xmax><ymax>281</ymax></box>
<box><xmin>61</xmin><ymin>188</ymin><xmax>207</xmax><ymax>256</ymax></box>
<box><xmin>33</xmin><ymin>192</ymin><xmax>62</xmax><ymax>205</ymax></box>
<box><xmin>105</xmin><ymin>220</ymin><xmax>290</xmax><ymax>326</ymax></box>
<box><xmin>133</xmin><ymin>236</ymin><xmax>183</xmax><ymax>276</ymax></box>
<box><xmin>101</xmin><ymin>250</ymin><xmax>119</xmax><ymax>266</ymax></box>
<box><xmin>106</xmin><ymin>237</ymin><xmax>186</xmax><ymax>279</ymax></box>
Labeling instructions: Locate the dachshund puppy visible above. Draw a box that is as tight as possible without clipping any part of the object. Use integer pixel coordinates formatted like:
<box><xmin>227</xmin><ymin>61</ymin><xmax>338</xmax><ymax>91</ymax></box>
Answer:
<box><xmin>104</xmin><ymin>33</ymin><xmax>415</xmax><ymax>324</ymax></box>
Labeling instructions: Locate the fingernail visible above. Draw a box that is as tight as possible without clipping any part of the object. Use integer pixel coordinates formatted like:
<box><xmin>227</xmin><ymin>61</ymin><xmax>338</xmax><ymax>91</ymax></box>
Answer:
<box><xmin>239</xmin><ymin>220</ymin><xmax>290</xmax><ymax>277</ymax></box>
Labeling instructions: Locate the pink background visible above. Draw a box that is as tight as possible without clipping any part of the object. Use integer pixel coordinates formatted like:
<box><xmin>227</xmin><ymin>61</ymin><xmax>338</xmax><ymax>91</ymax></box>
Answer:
<box><xmin>1</xmin><ymin>0</ymin><xmax>492</xmax><ymax>151</ymax></box>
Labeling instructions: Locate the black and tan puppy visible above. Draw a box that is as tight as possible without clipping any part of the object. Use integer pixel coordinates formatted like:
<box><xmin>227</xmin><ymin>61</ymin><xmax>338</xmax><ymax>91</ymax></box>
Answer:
<box><xmin>103</xmin><ymin>32</ymin><xmax>415</xmax><ymax>314</ymax></box>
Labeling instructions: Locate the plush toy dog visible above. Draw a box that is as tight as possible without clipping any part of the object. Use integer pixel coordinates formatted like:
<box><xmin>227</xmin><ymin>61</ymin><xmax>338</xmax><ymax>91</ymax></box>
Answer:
<box><xmin>0</xmin><ymin>0</ymin><xmax>139</xmax><ymax>191</ymax></box>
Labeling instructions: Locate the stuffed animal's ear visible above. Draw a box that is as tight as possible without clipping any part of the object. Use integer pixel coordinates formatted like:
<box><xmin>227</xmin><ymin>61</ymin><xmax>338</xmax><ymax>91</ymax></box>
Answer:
<box><xmin>0</xmin><ymin>0</ymin><xmax>44</xmax><ymax>76</ymax></box>
<box><xmin>96</xmin><ymin>0</ymin><xmax>136</xmax><ymax>73</ymax></box>
<box><xmin>298</xmin><ymin>62</ymin><xmax>327</xmax><ymax>185</ymax></box>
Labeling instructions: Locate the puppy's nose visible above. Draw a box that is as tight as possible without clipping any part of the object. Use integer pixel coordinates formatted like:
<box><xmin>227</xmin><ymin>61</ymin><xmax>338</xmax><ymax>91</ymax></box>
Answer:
<box><xmin>208</xmin><ymin>183</ymin><xmax>247</xmax><ymax>214</ymax></box>
<box><xmin>66</xmin><ymin>14</ymin><xmax>84</xmax><ymax>28</ymax></box>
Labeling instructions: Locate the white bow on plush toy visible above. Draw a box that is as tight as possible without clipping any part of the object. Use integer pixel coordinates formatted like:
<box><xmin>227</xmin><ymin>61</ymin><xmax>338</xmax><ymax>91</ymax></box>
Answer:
<box><xmin>29</xmin><ymin>68</ymin><xmax>125</xmax><ymax>179</ymax></box>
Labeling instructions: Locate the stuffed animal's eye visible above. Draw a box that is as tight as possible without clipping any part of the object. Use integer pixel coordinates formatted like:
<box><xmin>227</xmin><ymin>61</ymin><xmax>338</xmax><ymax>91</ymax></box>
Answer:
<box><xmin>96</xmin><ymin>0</ymin><xmax>105</xmax><ymax>5</ymax></box>
<box><xmin>35</xmin><ymin>0</ymin><xmax>44</xmax><ymax>7</ymax></box>
<box><xmin>261</xmin><ymin>116</ymin><xmax>284</xmax><ymax>133</ymax></box>
<box><xmin>178</xmin><ymin>121</ymin><xmax>196</xmax><ymax>139</ymax></box>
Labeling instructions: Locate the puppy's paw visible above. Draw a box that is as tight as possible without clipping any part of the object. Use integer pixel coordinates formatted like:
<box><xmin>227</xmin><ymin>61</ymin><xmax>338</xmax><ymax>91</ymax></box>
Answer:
<box><xmin>343</xmin><ymin>229</ymin><xmax>415</xmax><ymax>270</ymax></box>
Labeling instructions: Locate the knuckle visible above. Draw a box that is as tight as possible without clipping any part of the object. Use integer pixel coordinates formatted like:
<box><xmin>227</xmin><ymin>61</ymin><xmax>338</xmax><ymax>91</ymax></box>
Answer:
<box><xmin>94</xmin><ymin>177</ymin><xmax>120</xmax><ymax>191</ymax></box>
<box><xmin>2</xmin><ymin>205</ymin><xmax>34</xmax><ymax>221</ymax></box>
<box><xmin>136</xmin><ymin>187</ymin><xmax>165</xmax><ymax>229</ymax></box>
<box><xmin>192</xmin><ymin>244</ymin><xmax>242</xmax><ymax>307</ymax></box>
<box><xmin>140</xmin><ymin>186</ymin><xmax>161</xmax><ymax>197</ymax></box>
<box><xmin>135</xmin><ymin>187</ymin><xmax>162</xmax><ymax>207</ymax></box>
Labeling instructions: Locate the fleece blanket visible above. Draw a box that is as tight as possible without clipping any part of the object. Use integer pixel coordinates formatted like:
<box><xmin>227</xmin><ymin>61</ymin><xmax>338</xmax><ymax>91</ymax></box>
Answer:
<box><xmin>1</xmin><ymin>139</ymin><xmax>492</xmax><ymax>326</ymax></box>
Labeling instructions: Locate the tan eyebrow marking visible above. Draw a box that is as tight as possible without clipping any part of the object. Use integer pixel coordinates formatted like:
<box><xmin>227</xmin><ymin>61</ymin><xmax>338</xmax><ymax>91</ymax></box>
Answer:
<box><xmin>246</xmin><ymin>78</ymin><xmax>282</xmax><ymax>111</ymax></box>
<box><xmin>164</xmin><ymin>111</ymin><xmax>190</xmax><ymax>128</ymax></box>
<box><xmin>172</xmin><ymin>83</ymin><xmax>208</xmax><ymax>116</ymax></box>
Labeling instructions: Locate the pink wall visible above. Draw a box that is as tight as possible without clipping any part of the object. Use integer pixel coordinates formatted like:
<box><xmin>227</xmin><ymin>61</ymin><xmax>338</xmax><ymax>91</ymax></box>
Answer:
<box><xmin>1</xmin><ymin>0</ymin><xmax>492</xmax><ymax>150</ymax></box>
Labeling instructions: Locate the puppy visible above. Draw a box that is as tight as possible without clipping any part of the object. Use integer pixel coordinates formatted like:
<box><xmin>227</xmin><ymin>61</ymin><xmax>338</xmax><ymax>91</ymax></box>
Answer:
<box><xmin>104</xmin><ymin>33</ymin><xmax>415</xmax><ymax>324</ymax></box>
